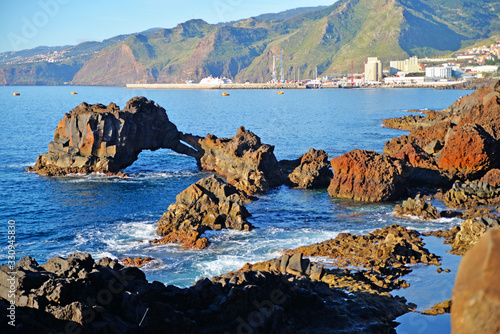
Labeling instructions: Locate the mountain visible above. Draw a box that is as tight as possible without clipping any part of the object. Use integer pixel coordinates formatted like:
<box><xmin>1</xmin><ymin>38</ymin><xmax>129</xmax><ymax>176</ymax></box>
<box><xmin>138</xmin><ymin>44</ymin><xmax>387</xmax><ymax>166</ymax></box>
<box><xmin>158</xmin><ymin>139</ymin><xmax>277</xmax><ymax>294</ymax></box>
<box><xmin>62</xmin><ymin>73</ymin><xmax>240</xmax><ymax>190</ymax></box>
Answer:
<box><xmin>1</xmin><ymin>0</ymin><xmax>499</xmax><ymax>85</ymax></box>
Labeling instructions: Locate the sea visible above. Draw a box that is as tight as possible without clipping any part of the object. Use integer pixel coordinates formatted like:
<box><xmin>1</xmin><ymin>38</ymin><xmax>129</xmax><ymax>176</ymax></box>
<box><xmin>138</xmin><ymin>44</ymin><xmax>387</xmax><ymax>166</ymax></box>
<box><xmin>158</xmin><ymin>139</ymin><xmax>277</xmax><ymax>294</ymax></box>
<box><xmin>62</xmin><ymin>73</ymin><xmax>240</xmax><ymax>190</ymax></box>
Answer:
<box><xmin>0</xmin><ymin>86</ymin><xmax>472</xmax><ymax>333</ymax></box>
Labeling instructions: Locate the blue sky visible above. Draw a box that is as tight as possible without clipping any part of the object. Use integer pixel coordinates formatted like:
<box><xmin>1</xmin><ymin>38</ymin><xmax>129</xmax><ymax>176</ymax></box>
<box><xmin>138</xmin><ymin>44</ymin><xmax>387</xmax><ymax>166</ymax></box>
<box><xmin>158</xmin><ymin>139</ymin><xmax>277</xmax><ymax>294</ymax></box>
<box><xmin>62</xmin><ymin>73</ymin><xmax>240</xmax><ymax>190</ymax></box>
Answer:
<box><xmin>0</xmin><ymin>0</ymin><xmax>337</xmax><ymax>53</ymax></box>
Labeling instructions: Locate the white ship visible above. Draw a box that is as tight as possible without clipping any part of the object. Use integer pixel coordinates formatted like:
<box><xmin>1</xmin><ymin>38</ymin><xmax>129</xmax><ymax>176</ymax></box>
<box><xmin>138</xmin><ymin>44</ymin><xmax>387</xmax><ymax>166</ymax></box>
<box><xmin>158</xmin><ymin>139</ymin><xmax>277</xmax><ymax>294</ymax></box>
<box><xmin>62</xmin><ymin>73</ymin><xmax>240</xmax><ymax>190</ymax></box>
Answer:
<box><xmin>199</xmin><ymin>76</ymin><xmax>233</xmax><ymax>85</ymax></box>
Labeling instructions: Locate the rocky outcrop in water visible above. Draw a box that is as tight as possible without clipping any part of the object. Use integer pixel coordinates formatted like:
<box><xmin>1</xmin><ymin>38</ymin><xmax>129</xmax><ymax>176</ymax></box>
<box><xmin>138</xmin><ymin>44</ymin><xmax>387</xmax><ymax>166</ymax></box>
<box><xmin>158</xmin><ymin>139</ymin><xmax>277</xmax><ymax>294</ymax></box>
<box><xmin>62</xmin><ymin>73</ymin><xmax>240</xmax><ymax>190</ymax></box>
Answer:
<box><xmin>328</xmin><ymin>149</ymin><xmax>410</xmax><ymax>202</ymax></box>
<box><xmin>285</xmin><ymin>148</ymin><xmax>333</xmax><ymax>189</ymax></box>
<box><xmin>197</xmin><ymin>126</ymin><xmax>284</xmax><ymax>195</ymax></box>
<box><xmin>383</xmin><ymin>81</ymin><xmax>500</xmax><ymax>181</ymax></box>
<box><xmin>394</xmin><ymin>196</ymin><xmax>441</xmax><ymax>220</ymax></box>
<box><xmin>441</xmin><ymin>180</ymin><xmax>500</xmax><ymax>208</ymax></box>
<box><xmin>0</xmin><ymin>252</ymin><xmax>411</xmax><ymax>334</ymax></box>
<box><xmin>153</xmin><ymin>175</ymin><xmax>253</xmax><ymax>249</ymax></box>
<box><xmin>28</xmin><ymin>97</ymin><xmax>201</xmax><ymax>176</ymax></box>
<box><xmin>283</xmin><ymin>225</ymin><xmax>440</xmax><ymax>291</ymax></box>
<box><xmin>452</xmin><ymin>229</ymin><xmax>500</xmax><ymax>334</ymax></box>
<box><xmin>121</xmin><ymin>256</ymin><xmax>154</xmax><ymax>267</ymax></box>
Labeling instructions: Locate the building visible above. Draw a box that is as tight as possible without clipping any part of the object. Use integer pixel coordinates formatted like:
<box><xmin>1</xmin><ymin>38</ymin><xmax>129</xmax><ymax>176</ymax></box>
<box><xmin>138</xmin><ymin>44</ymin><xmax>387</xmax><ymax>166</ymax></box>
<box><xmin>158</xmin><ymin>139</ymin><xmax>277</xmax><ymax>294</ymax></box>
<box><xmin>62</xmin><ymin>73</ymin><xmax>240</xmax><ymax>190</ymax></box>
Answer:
<box><xmin>364</xmin><ymin>57</ymin><xmax>383</xmax><ymax>82</ymax></box>
<box><xmin>425</xmin><ymin>66</ymin><xmax>453</xmax><ymax>79</ymax></box>
<box><xmin>389</xmin><ymin>56</ymin><xmax>420</xmax><ymax>75</ymax></box>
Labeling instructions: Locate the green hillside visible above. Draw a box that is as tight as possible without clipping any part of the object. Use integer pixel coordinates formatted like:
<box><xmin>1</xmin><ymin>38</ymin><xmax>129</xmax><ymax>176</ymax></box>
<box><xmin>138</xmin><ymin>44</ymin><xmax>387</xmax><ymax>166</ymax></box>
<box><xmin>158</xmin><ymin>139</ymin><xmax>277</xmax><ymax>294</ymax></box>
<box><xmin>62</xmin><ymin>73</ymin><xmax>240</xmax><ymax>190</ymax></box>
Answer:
<box><xmin>2</xmin><ymin>0</ymin><xmax>499</xmax><ymax>85</ymax></box>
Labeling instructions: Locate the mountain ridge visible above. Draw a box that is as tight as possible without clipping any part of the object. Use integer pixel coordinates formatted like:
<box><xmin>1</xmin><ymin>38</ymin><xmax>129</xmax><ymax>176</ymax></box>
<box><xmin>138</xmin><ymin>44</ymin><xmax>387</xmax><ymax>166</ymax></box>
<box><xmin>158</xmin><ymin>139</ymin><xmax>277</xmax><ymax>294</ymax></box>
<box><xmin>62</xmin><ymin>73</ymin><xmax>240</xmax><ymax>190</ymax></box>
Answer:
<box><xmin>1</xmin><ymin>0</ymin><xmax>499</xmax><ymax>85</ymax></box>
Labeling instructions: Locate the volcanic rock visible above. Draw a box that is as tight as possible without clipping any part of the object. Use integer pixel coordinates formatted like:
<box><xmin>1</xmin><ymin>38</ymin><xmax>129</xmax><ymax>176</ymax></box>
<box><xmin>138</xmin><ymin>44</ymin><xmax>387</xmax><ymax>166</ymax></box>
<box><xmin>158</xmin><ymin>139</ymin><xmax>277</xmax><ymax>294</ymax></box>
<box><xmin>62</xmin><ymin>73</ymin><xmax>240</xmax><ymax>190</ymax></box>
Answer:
<box><xmin>436</xmin><ymin>123</ymin><xmax>498</xmax><ymax>179</ymax></box>
<box><xmin>290</xmin><ymin>225</ymin><xmax>440</xmax><ymax>270</ymax></box>
<box><xmin>394</xmin><ymin>196</ymin><xmax>441</xmax><ymax>220</ymax></box>
<box><xmin>328</xmin><ymin>149</ymin><xmax>411</xmax><ymax>202</ymax></box>
<box><xmin>480</xmin><ymin>168</ymin><xmax>500</xmax><ymax>187</ymax></box>
<box><xmin>452</xmin><ymin>229</ymin><xmax>500</xmax><ymax>334</ymax></box>
<box><xmin>121</xmin><ymin>256</ymin><xmax>154</xmax><ymax>267</ymax></box>
<box><xmin>153</xmin><ymin>175</ymin><xmax>253</xmax><ymax>249</ymax></box>
<box><xmin>0</xmin><ymin>252</ymin><xmax>412</xmax><ymax>334</ymax></box>
<box><xmin>450</xmin><ymin>216</ymin><xmax>500</xmax><ymax>255</ymax></box>
<box><xmin>28</xmin><ymin>97</ymin><xmax>202</xmax><ymax>176</ymax></box>
<box><xmin>442</xmin><ymin>180</ymin><xmax>500</xmax><ymax>208</ymax></box>
<box><xmin>198</xmin><ymin>126</ymin><xmax>284</xmax><ymax>195</ymax></box>
<box><xmin>286</xmin><ymin>148</ymin><xmax>333</xmax><ymax>189</ymax></box>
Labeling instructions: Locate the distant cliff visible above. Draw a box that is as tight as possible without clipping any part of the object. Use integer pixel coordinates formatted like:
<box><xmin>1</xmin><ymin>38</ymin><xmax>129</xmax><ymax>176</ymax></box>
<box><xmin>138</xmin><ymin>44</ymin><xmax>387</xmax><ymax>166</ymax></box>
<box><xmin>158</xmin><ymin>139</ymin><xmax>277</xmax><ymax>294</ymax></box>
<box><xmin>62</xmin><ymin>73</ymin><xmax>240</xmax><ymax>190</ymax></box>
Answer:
<box><xmin>72</xmin><ymin>44</ymin><xmax>154</xmax><ymax>86</ymax></box>
<box><xmin>1</xmin><ymin>0</ymin><xmax>499</xmax><ymax>86</ymax></box>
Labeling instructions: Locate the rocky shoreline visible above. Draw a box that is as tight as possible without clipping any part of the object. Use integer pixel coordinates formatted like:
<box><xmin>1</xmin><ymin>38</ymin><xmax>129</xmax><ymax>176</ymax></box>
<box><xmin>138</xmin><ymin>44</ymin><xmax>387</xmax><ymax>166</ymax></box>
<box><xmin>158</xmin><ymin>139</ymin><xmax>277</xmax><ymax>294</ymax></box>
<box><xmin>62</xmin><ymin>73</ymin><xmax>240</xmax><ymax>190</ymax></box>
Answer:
<box><xmin>13</xmin><ymin>80</ymin><xmax>500</xmax><ymax>332</ymax></box>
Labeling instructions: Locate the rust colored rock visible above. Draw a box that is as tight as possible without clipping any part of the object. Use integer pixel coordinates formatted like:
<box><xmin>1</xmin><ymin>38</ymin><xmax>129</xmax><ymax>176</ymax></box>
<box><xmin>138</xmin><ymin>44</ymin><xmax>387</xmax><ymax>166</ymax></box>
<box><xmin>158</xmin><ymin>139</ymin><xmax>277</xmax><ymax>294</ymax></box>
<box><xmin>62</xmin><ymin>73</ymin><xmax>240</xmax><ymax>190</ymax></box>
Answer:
<box><xmin>121</xmin><ymin>256</ymin><xmax>154</xmax><ymax>267</ymax></box>
<box><xmin>154</xmin><ymin>175</ymin><xmax>253</xmax><ymax>249</ymax></box>
<box><xmin>287</xmin><ymin>148</ymin><xmax>333</xmax><ymax>189</ymax></box>
<box><xmin>151</xmin><ymin>230</ymin><xmax>210</xmax><ymax>250</ymax></box>
<box><xmin>452</xmin><ymin>229</ymin><xmax>500</xmax><ymax>334</ymax></box>
<box><xmin>28</xmin><ymin>97</ymin><xmax>202</xmax><ymax>176</ymax></box>
<box><xmin>384</xmin><ymin>136</ymin><xmax>438</xmax><ymax>170</ymax></box>
<box><xmin>328</xmin><ymin>149</ymin><xmax>410</xmax><ymax>202</ymax></box>
<box><xmin>480</xmin><ymin>168</ymin><xmax>500</xmax><ymax>187</ymax></box>
<box><xmin>198</xmin><ymin>126</ymin><xmax>284</xmax><ymax>195</ymax></box>
<box><xmin>437</xmin><ymin>124</ymin><xmax>498</xmax><ymax>179</ymax></box>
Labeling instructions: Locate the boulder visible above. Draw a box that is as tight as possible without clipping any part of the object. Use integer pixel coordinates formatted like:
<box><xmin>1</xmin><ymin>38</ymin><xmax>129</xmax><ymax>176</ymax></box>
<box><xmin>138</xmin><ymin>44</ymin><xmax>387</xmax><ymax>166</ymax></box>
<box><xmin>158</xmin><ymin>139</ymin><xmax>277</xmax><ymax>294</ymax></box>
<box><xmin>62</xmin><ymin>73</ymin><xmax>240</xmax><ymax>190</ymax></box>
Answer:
<box><xmin>121</xmin><ymin>256</ymin><xmax>154</xmax><ymax>267</ymax></box>
<box><xmin>198</xmin><ymin>126</ymin><xmax>284</xmax><ymax>195</ymax></box>
<box><xmin>452</xmin><ymin>229</ymin><xmax>500</xmax><ymax>334</ymax></box>
<box><xmin>286</xmin><ymin>148</ymin><xmax>333</xmax><ymax>189</ymax></box>
<box><xmin>437</xmin><ymin>124</ymin><xmax>498</xmax><ymax>179</ymax></box>
<box><xmin>394</xmin><ymin>196</ymin><xmax>441</xmax><ymax>220</ymax></box>
<box><xmin>328</xmin><ymin>149</ymin><xmax>410</xmax><ymax>202</ymax></box>
<box><xmin>153</xmin><ymin>175</ymin><xmax>253</xmax><ymax>249</ymax></box>
<box><xmin>450</xmin><ymin>216</ymin><xmax>500</xmax><ymax>255</ymax></box>
<box><xmin>480</xmin><ymin>168</ymin><xmax>500</xmax><ymax>187</ymax></box>
<box><xmin>28</xmin><ymin>97</ymin><xmax>202</xmax><ymax>176</ymax></box>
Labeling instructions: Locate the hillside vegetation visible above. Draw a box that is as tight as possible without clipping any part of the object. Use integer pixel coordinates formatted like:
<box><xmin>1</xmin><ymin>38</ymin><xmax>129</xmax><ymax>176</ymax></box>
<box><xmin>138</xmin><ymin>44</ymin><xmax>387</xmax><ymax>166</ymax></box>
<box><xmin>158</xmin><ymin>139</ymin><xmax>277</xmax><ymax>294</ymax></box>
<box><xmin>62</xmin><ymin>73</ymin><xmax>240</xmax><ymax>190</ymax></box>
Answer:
<box><xmin>1</xmin><ymin>0</ymin><xmax>499</xmax><ymax>85</ymax></box>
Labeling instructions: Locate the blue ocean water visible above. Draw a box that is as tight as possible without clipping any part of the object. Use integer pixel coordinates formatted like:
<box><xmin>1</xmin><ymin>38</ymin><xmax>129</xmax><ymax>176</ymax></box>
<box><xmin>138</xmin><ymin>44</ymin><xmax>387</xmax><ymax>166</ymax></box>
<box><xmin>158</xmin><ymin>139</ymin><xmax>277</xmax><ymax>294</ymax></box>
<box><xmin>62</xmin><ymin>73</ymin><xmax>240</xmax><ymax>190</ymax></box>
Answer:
<box><xmin>0</xmin><ymin>86</ymin><xmax>470</xmax><ymax>331</ymax></box>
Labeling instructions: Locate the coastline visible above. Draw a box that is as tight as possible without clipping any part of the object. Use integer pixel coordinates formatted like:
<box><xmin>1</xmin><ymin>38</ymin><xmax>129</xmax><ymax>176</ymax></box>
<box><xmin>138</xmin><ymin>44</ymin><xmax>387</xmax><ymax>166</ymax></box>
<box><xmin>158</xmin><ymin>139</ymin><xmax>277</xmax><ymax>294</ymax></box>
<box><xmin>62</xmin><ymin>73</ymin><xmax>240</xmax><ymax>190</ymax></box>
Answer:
<box><xmin>125</xmin><ymin>80</ymin><xmax>492</xmax><ymax>90</ymax></box>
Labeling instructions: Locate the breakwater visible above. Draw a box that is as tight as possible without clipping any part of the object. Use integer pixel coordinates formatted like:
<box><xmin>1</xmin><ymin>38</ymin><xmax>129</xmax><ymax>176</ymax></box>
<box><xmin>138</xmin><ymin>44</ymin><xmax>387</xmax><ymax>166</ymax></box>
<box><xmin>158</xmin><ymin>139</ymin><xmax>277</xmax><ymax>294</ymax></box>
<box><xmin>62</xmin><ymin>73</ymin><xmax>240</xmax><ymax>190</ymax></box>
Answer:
<box><xmin>126</xmin><ymin>83</ymin><xmax>307</xmax><ymax>90</ymax></box>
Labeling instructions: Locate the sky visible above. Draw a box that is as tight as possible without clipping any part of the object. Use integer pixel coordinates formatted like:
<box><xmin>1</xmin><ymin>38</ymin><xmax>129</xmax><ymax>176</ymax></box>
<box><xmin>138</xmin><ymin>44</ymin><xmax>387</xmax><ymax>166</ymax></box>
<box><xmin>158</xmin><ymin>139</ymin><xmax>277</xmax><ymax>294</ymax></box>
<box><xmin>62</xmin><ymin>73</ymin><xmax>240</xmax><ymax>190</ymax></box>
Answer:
<box><xmin>0</xmin><ymin>0</ymin><xmax>337</xmax><ymax>53</ymax></box>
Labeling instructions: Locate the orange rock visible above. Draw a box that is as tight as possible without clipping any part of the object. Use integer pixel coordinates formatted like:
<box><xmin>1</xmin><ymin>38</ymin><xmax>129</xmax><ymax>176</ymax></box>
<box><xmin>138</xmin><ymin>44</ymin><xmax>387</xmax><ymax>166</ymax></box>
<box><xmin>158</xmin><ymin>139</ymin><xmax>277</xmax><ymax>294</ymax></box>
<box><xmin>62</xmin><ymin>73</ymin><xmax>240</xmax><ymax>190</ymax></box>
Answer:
<box><xmin>328</xmin><ymin>149</ymin><xmax>410</xmax><ymax>202</ymax></box>
<box><xmin>452</xmin><ymin>229</ymin><xmax>500</xmax><ymax>334</ymax></box>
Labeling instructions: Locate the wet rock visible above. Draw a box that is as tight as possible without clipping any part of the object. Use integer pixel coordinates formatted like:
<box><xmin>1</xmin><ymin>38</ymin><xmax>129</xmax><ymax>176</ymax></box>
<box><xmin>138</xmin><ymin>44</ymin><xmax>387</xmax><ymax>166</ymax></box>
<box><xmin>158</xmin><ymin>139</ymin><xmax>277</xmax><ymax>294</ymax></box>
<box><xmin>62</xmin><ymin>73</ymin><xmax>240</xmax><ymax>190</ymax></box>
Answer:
<box><xmin>121</xmin><ymin>256</ymin><xmax>154</xmax><ymax>267</ymax></box>
<box><xmin>394</xmin><ymin>196</ymin><xmax>441</xmax><ymax>220</ymax></box>
<box><xmin>27</xmin><ymin>97</ymin><xmax>202</xmax><ymax>176</ymax></box>
<box><xmin>282</xmin><ymin>225</ymin><xmax>440</xmax><ymax>292</ymax></box>
<box><xmin>286</xmin><ymin>148</ymin><xmax>333</xmax><ymax>189</ymax></box>
<box><xmin>328</xmin><ymin>149</ymin><xmax>411</xmax><ymax>202</ymax></box>
<box><xmin>153</xmin><ymin>175</ymin><xmax>253</xmax><ymax>249</ymax></box>
<box><xmin>198</xmin><ymin>126</ymin><xmax>284</xmax><ymax>195</ymax></box>
<box><xmin>422</xmin><ymin>299</ymin><xmax>452</xmax><ymax>315</ymax></box>
<box><xmin>452</xmin><ymin>229</ymin><xmax>500</xmax><ymax>334</ymax></box>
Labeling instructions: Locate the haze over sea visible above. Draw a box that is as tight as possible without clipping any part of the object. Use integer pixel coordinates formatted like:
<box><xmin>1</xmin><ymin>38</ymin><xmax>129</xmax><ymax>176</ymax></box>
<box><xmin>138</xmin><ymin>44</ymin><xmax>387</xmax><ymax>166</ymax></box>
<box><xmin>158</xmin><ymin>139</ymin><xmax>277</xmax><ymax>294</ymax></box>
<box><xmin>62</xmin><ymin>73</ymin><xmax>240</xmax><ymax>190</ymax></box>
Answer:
<box><xmin>0</xmin><ymin>86</ymin><xmax>470</xmax><ymax>332</ymax></box>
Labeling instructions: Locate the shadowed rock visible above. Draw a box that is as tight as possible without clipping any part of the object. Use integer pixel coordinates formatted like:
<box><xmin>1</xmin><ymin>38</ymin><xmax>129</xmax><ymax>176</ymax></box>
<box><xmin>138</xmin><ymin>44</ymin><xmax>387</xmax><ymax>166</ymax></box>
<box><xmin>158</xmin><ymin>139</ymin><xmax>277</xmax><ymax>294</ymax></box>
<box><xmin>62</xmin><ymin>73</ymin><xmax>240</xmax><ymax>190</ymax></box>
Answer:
<box><xmin>286</xmin><ymin>148</ymin><xmax>333</xmax><ymax>189</ymax></box>
<box><xmin>198</xmin><ymin>126</ymin><xmax>284</xmax><ymax>195</ymax></box>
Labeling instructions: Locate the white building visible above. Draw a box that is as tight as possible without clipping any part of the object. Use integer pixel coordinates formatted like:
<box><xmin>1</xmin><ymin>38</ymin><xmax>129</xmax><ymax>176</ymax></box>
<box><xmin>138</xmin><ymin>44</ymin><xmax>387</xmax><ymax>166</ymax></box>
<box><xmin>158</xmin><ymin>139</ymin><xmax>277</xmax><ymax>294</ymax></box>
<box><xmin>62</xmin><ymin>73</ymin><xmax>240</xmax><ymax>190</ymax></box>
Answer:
<box><xmin>464</xmin><ymin>65</ymin><xmax>499</xmax><ymax>73</ymax></box>
<box><xmin>199</xmin><ymin>76</ymin><xmax>233</xmax><ymax>85</ymax></box>
<box><xmin>364</xmin><ymin>57</ymin><xmax>383</xmax><ymax>82</ymax></box>
<box><xmin>425</xmin><ymin>67</ymin><xmax>453</xmax><ymax>79</ymax></box>
<box><xmin>389</xmin><ymin>56</ymin><xmax>420</xmax><ymax>75</ymax></box>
